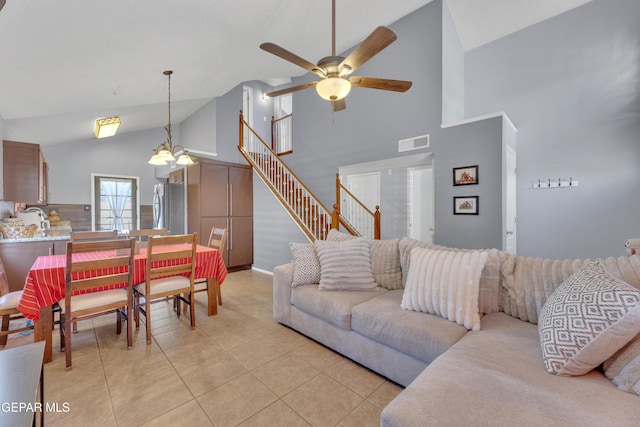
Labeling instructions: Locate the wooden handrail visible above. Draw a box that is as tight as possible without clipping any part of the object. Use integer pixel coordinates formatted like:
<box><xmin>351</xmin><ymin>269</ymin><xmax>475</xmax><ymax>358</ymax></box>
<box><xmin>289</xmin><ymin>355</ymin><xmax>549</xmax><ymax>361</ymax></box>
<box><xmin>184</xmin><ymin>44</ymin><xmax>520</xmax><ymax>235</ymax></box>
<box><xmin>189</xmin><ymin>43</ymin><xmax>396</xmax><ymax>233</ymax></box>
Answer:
<box><xmin>334</xmin><ymin>173</ymin><xmax>381</xmax><ymax>239</ymax></box>
<box><xmin>239</xmin><ymin>110</ymin><xmax>332</xmax><ymax>241</ymax></box>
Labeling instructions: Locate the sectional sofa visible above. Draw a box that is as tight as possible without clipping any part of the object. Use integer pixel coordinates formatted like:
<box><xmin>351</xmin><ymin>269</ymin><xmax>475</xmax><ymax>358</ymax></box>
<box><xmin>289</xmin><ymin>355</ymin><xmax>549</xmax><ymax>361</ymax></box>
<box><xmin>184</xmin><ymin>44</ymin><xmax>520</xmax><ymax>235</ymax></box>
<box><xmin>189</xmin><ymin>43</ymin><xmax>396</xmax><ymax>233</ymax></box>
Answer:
<box><xmin>272</xmin><ymin>230</ymin><xmax>640</xmax><ymax>426</ymax></box>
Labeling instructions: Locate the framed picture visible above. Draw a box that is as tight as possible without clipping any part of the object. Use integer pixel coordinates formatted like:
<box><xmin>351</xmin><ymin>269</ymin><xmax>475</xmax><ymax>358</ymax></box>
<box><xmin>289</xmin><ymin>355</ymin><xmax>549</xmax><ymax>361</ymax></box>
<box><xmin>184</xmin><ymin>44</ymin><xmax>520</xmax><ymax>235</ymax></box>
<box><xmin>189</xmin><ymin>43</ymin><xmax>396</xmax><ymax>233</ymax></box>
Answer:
<box><xmin>453</xmin><ymin>165</ymin><xmax>478</xmax><ymax>186</ymax></box>
<box><xmin>453</xmin><ymin>196</ymin><xmax>479</xmax><ymax>215</ymax></box>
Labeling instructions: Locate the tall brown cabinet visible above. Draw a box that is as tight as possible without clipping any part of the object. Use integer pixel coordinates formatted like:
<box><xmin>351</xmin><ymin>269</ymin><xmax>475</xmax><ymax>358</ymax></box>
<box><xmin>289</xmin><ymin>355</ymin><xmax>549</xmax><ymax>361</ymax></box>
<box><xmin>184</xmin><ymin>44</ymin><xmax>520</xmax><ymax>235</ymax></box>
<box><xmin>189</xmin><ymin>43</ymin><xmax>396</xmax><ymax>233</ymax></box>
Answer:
<box><xmin>187</xmin><ymin>159</ymin><xmax>253</xmax><ymax>269</ymax></box>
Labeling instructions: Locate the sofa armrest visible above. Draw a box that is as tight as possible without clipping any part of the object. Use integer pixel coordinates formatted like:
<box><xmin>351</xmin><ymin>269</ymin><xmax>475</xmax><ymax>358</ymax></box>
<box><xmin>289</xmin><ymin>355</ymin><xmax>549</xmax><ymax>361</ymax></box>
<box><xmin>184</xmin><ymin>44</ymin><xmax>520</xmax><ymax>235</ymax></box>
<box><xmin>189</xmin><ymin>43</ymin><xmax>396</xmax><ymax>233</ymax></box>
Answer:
<box><xmin>273</xmin><ymin>263</ymin><xmax>294</xmax><ymax>326</ymax></box>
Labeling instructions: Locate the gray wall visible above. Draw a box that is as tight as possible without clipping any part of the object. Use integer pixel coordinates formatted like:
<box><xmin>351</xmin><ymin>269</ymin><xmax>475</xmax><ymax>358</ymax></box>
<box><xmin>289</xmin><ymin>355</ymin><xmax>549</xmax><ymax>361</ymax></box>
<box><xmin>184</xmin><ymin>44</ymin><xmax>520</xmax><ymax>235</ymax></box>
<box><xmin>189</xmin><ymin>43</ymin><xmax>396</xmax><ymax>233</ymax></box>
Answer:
<box><xmin>465</xmin><ymin>0</ymin><xmax>640</xmax><ymax>259</ymax></box>
<box><xmin>43</xmin><ymin>128</ymin><xmax>167</xmax><ymax>205</ymax></box>
<box><xmin>441</xmin><ymin>0</ymin><xmax>465</xmax><ymax>124</ymax></box>
<box><xmin>243</xmin><ymin>1</ymin><xmax>507</xmax><ymax>271</ymax></box>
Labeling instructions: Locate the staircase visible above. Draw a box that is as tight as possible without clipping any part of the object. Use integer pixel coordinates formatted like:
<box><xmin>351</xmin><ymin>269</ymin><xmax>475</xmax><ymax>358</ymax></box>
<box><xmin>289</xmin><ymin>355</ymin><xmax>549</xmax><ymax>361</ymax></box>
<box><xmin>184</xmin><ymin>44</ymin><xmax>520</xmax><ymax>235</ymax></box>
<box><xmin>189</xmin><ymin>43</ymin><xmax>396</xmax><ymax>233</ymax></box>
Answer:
<box><xmin>238</xmin><ymin>111</ymin><xmax>380</xmax><ymax>241</ymax></box>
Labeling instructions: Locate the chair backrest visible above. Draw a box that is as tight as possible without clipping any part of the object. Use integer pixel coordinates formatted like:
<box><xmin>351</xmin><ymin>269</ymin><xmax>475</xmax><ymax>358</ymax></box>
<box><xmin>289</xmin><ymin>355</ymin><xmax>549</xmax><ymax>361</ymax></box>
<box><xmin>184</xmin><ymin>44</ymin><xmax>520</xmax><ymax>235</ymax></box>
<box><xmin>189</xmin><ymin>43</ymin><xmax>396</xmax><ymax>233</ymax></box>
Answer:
<box><xmin>65</xmin><ymin>238</ymin><xmax>136</xmax><ymax>310</ymax></box>
<box><xmin>146</xmin><ymin>233</ymin><xmax>198</xmax><ymax>284</ymax></box>
<box><xmin>129</xmin><ymin>228</ymin><xmax>168</xmax><ymax>242</ymax></box>
<box><xmin>208</xmin><ymin>227</ymin><xmax>228</xmax><ymax>252</ymax></box>
<box><xmin>0</xmin><ymin>256</ymin><xmax>10</xmax><ymax>297</ymax></box>
<box><xmin>70</xmin><ymin>230</ymin><xmax>118</xmax><ymax>242</ymax></box>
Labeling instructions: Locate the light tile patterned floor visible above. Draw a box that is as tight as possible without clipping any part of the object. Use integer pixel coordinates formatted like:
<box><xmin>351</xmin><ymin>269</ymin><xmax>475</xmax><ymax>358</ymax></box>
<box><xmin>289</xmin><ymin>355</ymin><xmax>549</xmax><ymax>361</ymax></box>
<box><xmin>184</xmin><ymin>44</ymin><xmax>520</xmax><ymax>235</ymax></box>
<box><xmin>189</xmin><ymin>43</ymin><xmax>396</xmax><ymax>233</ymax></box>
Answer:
<box><xmin>2</xmin><ymin>269</ymin><xmax>403</xmax><ymax>426</ymax></box>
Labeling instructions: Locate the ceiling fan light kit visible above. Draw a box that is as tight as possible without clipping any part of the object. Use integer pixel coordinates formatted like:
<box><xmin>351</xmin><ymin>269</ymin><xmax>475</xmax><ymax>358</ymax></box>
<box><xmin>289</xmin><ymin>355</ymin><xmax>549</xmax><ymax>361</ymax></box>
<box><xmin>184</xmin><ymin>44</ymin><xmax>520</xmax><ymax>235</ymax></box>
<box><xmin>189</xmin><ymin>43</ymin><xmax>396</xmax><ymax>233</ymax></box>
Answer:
<box><xmin>94</xmin><ymin>116</ymin><xmax>121</xmax><ymax>139</ymax></box>
<box><xmin>316</xmin><ymin>77</ymin><xmax>351</xmax><ymax>101</ymax></box>
<box><xmin>259</xmin><ymin>0</ymin><xmax>412</xmax><ymax>111</ymax></box>
<box><xmin>148</xmin><ymin>70</ymin><xmax>195</xmax><ymax>166</ymax></box>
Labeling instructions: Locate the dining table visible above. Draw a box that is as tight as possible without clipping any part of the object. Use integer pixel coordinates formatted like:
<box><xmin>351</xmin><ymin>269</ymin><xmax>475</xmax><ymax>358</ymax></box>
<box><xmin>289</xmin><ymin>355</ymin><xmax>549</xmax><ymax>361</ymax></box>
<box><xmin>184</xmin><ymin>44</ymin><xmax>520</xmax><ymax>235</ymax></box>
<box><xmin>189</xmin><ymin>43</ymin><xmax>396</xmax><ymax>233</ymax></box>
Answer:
<box><xmin>17</xmin><ymin>244</ymin><xmax>228</xmax><ymax>363</ymax></box>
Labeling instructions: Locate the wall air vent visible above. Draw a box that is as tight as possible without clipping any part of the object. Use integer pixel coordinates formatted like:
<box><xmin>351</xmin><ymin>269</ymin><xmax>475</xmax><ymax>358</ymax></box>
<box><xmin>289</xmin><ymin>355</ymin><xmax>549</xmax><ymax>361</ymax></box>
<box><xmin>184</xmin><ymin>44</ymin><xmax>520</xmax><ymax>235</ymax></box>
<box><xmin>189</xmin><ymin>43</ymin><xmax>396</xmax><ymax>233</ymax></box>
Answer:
<box><xmin>398</xmin><ymin>134</ymin><xmax>429</xmax><ymax>152</ymax></box>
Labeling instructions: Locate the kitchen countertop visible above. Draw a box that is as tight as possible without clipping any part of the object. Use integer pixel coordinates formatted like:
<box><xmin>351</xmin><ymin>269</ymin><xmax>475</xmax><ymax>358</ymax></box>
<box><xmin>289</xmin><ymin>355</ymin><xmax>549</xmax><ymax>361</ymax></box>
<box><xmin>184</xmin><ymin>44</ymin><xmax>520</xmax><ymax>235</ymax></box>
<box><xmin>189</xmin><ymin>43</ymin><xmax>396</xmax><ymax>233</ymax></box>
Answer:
<box><xmin>0</xmin><ymin>234</ymin><xmax>70</xmax><ymax>243</ymax></box>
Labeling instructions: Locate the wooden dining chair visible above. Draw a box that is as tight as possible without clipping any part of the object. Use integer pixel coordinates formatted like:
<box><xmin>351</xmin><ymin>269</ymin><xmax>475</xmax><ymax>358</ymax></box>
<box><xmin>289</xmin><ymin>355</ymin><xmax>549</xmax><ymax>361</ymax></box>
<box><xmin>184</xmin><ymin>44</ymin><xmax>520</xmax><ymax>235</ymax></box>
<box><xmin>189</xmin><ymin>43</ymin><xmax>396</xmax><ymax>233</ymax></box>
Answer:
<box><xmin>69</xmin><ymin>231</ymin><xmax>121</xmax><ymax>331</ymax></box>
<box><xmin>0</xmin><ymin>256</ymin><xmax>34</xmax><ymax>347</ymax></box>
<box><xmin>60</xmin><ymin>238</ymin><xmax>136</xmax><ymax>369</ymax></box>
<box><xmin>134</xmin><ymin>233</ymin><xmax>198</xmax><ymax>344</ymax></box>
<box><xmin>193</xmin><ymin>227</ymin><xmax>227</xmax><ymax>307</ymax></box>
<box><xmin>128</xmin><ymin>228</ymin><xmax>168</xmax><ymax>242</ymax></box>
<box><xmin>70</xmin><ymin>230</ymin><xmax>118</xmax><ymax>242</ymax></box>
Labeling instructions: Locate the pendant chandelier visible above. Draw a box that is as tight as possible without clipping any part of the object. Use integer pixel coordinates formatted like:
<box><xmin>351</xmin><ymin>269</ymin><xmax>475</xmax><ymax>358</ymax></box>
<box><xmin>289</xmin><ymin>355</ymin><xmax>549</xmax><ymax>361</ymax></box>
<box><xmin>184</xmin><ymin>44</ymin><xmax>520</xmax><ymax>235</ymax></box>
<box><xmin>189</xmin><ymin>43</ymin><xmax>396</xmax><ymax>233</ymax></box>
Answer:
<box><xmin>148</xmin><ymin>70</ymin><xmax>195</xmax><ymax>166</ymax></box>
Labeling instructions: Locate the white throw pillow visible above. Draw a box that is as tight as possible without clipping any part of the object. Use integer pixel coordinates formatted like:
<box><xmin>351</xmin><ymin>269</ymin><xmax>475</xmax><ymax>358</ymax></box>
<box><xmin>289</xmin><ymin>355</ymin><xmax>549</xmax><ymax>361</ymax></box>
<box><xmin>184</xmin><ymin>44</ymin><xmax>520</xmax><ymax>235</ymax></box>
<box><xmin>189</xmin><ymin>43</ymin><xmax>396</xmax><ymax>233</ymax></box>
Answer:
<box><xmin>400</xmin><ymin>247</ymin><xmax>488</xmax><ymax>331</ymax></box>
<box><xmin>604</xmin><ymin>334</ymin><xmax>640</xmax><ymax>394</ymax></box>
<box><xmin>289</xmin><ymin>242</ymin><xmax>320</xmax><ymax>287</ymax></box>
<box><xmin>538</xmin><ymin>260</ymin><xmax>640</xmax><ymax>376</ymax></box>
<box><xmin>314</xmin><ymin>239</ymin><xmax>376</xmax><ymax>291</ymax></box>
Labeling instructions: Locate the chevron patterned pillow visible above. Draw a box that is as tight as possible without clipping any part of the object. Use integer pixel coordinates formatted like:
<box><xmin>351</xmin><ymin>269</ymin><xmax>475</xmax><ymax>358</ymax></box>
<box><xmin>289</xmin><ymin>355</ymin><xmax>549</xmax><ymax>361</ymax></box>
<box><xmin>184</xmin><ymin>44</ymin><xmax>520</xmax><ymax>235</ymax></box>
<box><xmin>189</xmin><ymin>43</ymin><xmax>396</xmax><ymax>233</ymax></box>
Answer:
<box><xmin>538</xmin><ymin>260</ymin><xmax>640</xmax><ymax>376</ymax></box>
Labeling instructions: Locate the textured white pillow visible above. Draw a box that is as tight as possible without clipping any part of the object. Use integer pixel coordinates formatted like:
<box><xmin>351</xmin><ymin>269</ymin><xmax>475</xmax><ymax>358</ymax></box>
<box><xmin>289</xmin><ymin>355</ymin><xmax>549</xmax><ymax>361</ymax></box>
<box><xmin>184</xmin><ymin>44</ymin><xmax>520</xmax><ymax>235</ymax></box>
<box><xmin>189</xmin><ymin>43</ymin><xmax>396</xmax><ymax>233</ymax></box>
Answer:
<box><xmin>314</xmin><ymin>239</ymin><xmax>376</xmax><ymax>291</ymax></box>
<box><xmin>289</xmin><ymin>242</ymin><xmax>320</xmax><ymax>287</ymax></box>
<box><xmin>400</xmin><ymin>247</ymin><xmax>488</xmax><ymax>331</ymax></box>
<box><xmin>538</xmin><ymin>260</ymin><xmax>640</xmax><ymax>376</ymax></box>
<box><xmin>604</xmin><ymin>334</ymin><xmax>640</xmax><ymax>394</ymax></box>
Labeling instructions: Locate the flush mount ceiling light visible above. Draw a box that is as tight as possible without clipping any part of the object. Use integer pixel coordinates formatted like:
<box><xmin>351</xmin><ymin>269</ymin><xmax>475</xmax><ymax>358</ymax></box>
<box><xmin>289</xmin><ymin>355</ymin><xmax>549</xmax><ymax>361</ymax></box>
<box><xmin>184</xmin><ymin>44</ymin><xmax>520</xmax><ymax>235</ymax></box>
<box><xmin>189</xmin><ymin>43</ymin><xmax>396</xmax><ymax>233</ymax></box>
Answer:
<box><xmin>94</xmin><ymin>116</ymin><xmax>121</xmax><ymax>139</ymax></box>
<box><xmin>148</xmin><ymin>71</ymin><xmax>195</xmax><ymax>166</ymax></box>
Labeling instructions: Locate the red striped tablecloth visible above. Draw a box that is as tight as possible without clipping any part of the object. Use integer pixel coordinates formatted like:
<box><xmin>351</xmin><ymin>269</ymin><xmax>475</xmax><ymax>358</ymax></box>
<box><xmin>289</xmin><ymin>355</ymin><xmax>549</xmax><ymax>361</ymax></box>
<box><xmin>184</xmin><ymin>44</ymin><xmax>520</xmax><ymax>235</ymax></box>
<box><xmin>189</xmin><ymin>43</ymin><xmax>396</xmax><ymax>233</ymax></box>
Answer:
<box><xmin>17</xmin><ymin>245</ymin><xmax>227</xmax><ymax>321</ymax></box>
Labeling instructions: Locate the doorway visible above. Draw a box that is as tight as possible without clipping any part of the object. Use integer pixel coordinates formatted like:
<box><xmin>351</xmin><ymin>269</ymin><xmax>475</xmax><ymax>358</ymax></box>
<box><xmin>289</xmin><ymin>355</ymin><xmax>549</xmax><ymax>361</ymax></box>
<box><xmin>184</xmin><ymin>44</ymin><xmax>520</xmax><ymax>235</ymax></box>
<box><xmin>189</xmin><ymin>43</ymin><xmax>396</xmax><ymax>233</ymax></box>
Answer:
<box><xmin>408</xmin><ymin>165</ymin><xmax>434</xmax><ymax>243</ymax></box>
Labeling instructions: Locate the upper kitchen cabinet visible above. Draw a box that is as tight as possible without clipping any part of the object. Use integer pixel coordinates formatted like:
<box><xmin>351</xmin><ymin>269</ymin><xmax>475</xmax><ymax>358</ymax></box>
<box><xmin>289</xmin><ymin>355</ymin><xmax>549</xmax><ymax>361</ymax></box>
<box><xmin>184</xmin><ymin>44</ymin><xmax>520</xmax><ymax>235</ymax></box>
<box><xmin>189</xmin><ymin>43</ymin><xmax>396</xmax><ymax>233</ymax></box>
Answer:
<box><xmin>3</xmin><ymin>140</ymin><xmax>48</xmax><ymax>204</ymax></box>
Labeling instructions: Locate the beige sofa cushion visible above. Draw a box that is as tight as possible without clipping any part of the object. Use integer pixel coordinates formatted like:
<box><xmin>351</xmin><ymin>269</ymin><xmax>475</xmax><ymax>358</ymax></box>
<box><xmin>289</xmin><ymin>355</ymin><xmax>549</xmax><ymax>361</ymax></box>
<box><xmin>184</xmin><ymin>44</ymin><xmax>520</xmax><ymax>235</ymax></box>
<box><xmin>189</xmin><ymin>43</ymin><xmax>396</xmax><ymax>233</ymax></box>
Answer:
<box><xmin>352</xmin><ymin>290</ymin><xmax>468</xmax><ymax>363</ymax></box>
<box><xmin>381</xmin><ymin>312</ymin><xmax>640</xmax><ymax>427</ymax></box>
<box><xmin>538</xmin><ymin>260</ymin><xmax>640</xmax><ymax>376</ymax></box>
<box><xmin>291</xmin><ymin>284</ymin><xmax>387</xmax><ymax>330</ymax></box>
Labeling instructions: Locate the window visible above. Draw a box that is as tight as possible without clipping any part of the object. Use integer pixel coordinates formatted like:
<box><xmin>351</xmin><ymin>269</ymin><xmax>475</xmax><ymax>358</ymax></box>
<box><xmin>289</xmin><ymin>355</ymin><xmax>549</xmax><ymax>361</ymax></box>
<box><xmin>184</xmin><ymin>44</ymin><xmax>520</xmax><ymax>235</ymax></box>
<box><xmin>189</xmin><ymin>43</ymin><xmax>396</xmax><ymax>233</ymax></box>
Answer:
<box><xmin>92</xmin><ymin>174</ymin><xmax>139</xmax><ymax>231</ymax></box>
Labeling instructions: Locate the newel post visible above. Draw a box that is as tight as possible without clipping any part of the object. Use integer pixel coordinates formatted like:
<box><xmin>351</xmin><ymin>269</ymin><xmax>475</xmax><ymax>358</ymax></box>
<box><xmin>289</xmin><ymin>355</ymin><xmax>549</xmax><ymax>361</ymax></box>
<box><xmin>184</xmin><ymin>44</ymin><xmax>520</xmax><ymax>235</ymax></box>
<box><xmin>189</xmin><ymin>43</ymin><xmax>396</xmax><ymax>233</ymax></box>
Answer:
<box><xmin>374</xmin><ymin>205</ymin><xmax>381</xmax><ymax>240</ymax></box>
<box><xmin>331</xmin><ymin>204</ymin><xmax>340</xmax><ymax>231</ymax></box>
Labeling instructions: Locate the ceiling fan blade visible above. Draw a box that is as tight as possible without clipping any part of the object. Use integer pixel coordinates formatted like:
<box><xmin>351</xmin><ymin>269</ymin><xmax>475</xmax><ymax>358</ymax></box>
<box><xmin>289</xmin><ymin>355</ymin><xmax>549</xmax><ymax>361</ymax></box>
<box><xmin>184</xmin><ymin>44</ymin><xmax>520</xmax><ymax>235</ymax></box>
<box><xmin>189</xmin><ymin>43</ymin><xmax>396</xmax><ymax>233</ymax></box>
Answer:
<box><xmin>265</xmin><ymin>81</ymin><xmax>318</xmax><ymax>98</ymax></box>
<box><xmin>260</xmin><ymin>42</ymin><xmax>323</xmax><ymax>76</ymax></box>
<box><xmin>0</xmin><ymin>0</ymin><xmax>5</xmax><ymax>12</ymax></box>
<box><xmin>350</xmin><ymin>76</ymin><xmax>412</xmax><ymax>92</ymax></box>
<box><xmin>339</xmin><ymin>27</ymin><xmax>397</xmax><ymax>75</ymax></box>
<box><xmin>332</xmin><ymin>99</ymin><xmax>346</xmax><ymax>112</ymax></box>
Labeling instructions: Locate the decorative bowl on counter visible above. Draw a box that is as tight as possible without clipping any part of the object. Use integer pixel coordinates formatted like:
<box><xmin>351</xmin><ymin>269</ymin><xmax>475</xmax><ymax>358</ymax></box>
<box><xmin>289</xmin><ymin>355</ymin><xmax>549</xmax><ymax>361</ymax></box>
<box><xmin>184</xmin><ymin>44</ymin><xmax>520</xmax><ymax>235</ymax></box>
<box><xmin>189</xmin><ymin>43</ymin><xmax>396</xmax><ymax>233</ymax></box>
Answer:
<box><xmin>0</xmin><ymin>220</ymin><xmax>38</xmax><ymax>239</ymax></box>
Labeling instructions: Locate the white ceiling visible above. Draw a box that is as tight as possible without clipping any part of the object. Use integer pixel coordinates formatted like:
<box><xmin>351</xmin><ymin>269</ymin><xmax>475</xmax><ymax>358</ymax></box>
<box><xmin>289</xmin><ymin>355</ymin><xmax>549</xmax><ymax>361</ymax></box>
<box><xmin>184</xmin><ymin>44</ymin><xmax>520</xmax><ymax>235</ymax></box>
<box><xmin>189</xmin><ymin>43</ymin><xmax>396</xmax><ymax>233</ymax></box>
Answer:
<box><xmin>0</xmin><ymin>0</ymin><xmax>592</xmax><ymax>146</ymax></box>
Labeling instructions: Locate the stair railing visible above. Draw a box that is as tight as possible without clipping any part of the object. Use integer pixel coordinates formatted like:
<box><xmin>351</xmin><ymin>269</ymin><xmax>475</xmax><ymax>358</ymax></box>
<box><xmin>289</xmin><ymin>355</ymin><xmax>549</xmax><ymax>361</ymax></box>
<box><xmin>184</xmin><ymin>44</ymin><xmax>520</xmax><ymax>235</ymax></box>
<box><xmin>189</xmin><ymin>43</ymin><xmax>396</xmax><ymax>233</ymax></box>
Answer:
<box><xmin>271</xmin><ymin>114</ymin><xmax>293</xmax><ymax>155</ymax></box>
<box><xmin>335</xmin><ymin>174</ymin><xmax>381</xmax><ymax>240</ymax></box>
<box><xmin>238</xmin><ymin>110</ymin><xmax>333</xmax><ymax>241</ymax></box>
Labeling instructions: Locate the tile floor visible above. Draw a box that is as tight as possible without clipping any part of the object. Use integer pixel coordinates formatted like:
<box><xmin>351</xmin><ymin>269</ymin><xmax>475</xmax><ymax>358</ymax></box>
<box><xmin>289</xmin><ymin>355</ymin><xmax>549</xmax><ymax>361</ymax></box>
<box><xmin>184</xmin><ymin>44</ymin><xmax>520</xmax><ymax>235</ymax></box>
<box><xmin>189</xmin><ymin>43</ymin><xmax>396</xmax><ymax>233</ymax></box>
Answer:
<box><xmin>2</xmin><ymin>269</ymin><xmax>403</xmax><ymax>426</ymax></box>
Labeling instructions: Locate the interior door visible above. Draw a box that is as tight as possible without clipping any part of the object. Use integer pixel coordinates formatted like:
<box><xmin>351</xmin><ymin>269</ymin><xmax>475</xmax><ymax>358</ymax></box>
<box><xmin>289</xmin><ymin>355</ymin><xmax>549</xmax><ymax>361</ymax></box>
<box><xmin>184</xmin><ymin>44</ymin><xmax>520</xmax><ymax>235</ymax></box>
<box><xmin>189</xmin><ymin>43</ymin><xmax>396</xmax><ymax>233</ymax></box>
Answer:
<box><xmin>504</xmin><ymin>145</ymin><xmax>517</xmax><ymax>254</ymax></box>
<box><xmin>408</xmin><ymin>165</ymin><xmax>434</xmax><ymax>243</ymax></box>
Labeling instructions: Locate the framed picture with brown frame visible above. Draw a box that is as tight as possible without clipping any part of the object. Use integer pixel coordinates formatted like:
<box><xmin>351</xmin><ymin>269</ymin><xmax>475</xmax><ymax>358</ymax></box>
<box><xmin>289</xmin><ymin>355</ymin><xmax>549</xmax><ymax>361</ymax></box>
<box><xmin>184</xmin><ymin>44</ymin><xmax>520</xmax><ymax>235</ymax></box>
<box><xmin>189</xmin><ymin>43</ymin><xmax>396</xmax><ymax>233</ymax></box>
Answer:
<box><xmin>453</xmin><ymin>165</ymin><xmax>478</xmax><ymax>186</ymax></box>
<box><xmin>453</xmin><ymin>196</ymin><xmax>479</xmax><ymax>215</ymax></box>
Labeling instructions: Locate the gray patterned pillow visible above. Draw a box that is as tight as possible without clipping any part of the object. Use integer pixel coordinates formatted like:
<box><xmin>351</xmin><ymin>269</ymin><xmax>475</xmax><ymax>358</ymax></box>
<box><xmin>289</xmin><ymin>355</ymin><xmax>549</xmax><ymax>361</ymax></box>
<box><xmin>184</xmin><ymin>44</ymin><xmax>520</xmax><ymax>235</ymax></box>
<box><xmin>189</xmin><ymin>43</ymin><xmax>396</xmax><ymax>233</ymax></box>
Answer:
<box><xmin>314</xmin><ymin>238</ymin><xmax>376</xmax><ymax>291</ymax></box>
<box><xmin>289</xmin><ymin>242</ymin><xmax>320</xmax><ymax>287</ymax></box>
<box><xmin>538</xmin><ymin>260</ymin><xmax>640</xmax><ymax>376</ymax></box>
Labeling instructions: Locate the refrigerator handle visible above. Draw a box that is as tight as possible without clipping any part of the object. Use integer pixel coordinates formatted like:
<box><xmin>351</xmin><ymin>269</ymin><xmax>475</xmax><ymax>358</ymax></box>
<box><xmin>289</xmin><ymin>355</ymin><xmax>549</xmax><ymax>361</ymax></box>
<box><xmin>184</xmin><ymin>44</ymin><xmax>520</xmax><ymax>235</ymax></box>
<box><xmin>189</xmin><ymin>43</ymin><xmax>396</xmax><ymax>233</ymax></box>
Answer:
<box><xmin>229</xmin><ymin>184</ymin><xmax>233</xmax><ymax>216</ymax></box>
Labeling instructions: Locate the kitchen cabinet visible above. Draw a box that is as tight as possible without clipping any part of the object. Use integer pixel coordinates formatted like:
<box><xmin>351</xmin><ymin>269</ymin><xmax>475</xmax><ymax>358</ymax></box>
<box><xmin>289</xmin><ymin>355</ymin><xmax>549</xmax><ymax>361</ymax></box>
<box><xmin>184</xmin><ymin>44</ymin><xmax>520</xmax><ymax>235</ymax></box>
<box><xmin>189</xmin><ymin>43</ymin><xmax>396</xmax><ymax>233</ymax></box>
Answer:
<box><xmin>3</xmin><ymin>140</ymin><xmax>48</xmax><ymax>204</ymax></box>
<box><xmin>0</xmin><ymin>239</ymin><xmax>68</xmax><ymax>292</ymax></box>
<box><xmin>187</xmin><ymin>160</ymin><xmax>253</xmax><ymax>268</ymax></box>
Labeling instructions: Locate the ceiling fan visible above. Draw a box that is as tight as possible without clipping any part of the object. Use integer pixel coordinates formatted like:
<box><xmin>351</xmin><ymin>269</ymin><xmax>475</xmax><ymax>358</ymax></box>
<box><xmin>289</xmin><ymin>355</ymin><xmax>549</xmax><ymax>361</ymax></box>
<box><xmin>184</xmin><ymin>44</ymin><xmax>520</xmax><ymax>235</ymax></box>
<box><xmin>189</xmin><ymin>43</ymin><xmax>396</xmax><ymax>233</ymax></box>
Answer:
<box><xmin>260</xmin><ymin>0</ymin><xmax>412</xmax><ymax>112</ymax></box>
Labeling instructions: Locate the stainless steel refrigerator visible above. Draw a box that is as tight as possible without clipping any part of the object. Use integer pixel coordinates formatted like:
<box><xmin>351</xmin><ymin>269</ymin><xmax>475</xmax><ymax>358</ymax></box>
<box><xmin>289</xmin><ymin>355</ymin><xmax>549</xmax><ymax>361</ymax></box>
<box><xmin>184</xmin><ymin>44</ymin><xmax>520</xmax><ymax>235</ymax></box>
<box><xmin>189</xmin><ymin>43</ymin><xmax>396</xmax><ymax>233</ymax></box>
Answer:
<box><xmin>152</xmin><ymin>182</ymin><xmax>185</xmax><ymax>234</ymax></box>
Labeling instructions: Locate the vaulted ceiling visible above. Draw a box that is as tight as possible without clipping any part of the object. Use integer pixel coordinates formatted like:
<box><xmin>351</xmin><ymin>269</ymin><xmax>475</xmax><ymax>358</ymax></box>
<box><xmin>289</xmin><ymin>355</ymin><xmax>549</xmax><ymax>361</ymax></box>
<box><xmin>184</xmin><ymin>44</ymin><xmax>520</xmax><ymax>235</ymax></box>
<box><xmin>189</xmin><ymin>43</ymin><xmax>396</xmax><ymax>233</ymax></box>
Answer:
<box><xmin>0</xmin><ymin>0</ymin><xmax>591</xmax><ymax>145</ymax></box>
